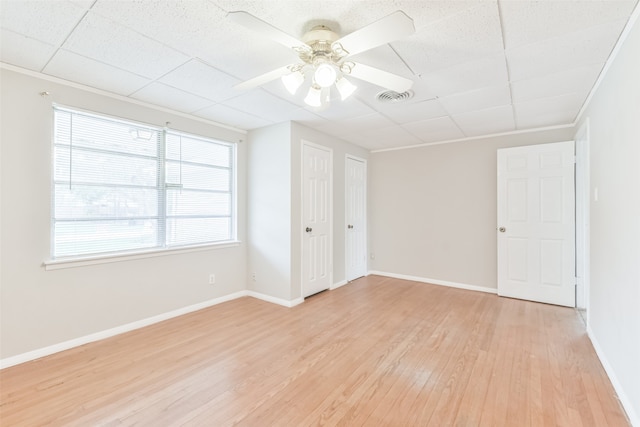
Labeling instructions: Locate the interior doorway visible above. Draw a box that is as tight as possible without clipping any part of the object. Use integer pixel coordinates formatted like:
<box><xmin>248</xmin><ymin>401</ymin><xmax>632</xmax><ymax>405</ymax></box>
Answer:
<box><xmin>302</xmin><ymin>142</ymin><xmax>333</xmax><ymax>298</ymax></box>
<box><xmin>345</xmin><ymin>155</ymin><xmax>367</xmax><ymax>282</ymax></box>
<box><xmin>497</xmin><ymin>141</ymin><xmax>576</xmax><ymax>307</ymax></box>
<box><xmin>575</xmin><ymin>119</ymin><xmax>591</xmax><ymax>316</ymax></box>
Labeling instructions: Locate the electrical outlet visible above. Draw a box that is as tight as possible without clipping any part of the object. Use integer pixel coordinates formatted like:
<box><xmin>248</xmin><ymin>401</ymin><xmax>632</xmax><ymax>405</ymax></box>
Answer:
<box><xmin>209</xmin><ymin>274</ymin><xmax>216</xmax><ymax>285</ymax></box>
<box><xmin>251</xmin><ymin>273</ymin><xmax>256</xmax><ymax>281</ymax></box>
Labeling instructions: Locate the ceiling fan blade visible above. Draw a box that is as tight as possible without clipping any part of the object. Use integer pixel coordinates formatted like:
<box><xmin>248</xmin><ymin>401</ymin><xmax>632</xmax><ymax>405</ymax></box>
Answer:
<box><xmin>228</xmin><ymin>11</ymin><xmax>307</xmax><ymax>52</ymax></box>
<box><xmin>234</xmin><ymin>65</ymin><xmax>293</xmax><ymax>91</ymax></box>
<box><xmin>334</xmin><ymin>11</ymin><xmax>415</xmax><ymax>57</ymax></box>
<box><xmin>348</xmin><ymin>62</ymin><xmax>414</xmax><ymax>93</ymax></box>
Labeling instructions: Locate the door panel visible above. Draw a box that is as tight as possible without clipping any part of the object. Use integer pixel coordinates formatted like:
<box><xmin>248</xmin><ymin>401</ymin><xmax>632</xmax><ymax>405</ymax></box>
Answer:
<box><xmin>346</xmin><ymin>157</ymin><xmax>367</xmax><ymax>281</ymax></box>
<box><xmin>302</xmin><ymin>144</ymin><xmax>332</xmax><ymax>297</ymax></box>
<box><xmin>497</xmin><ymin>141</ymin><xmax>575</xmax><ymax>307</ymax></box>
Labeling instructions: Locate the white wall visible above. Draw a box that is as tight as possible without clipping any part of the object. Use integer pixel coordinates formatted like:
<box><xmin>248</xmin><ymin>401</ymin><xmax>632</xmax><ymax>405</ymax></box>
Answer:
<box><xmin>247</xmin><ymin>123</ymin><xmax>293</xmax><ymax>301</ymax></box>
<box><xmin>368</xmin><ymin>127</ymin><xmax>575</xmax><ymax>291</ymax></box>
<box><xmin>577</xmin><ymin>13</ymin><xmax>640</xmax><ymax>424</ymax></box>
<box><xmin>0</xmin><ymin>69</ymin><xmax>248</xmax><ymax>359</ymax></box>
<box><xmin>246</xmin><ymin>122</ymin><xmax>368</xmax><ymax>303</ymax></box>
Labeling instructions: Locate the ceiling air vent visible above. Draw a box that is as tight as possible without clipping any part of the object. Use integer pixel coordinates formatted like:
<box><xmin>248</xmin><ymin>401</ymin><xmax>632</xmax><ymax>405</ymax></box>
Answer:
<box><xmin>376</xmin><ymin>90</ymin><xmax>414</xmax><ymax>104</ymax></box>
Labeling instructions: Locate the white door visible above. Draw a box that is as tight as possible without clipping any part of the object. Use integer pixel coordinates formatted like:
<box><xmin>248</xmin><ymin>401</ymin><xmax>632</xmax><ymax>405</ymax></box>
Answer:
<box><xmin>302</xmin><ymin>143</ymin><xmax>332</xmax><ymax>297</ymax></box>
<box><xmin>346</xmin><ymin>156</ymin><xmax>367</xmax><ymax>281</ymax></box>
<box><xmin>497</xmin><ymin>141</ymin><xmax>575</xmax><ymax>307</ymax></box>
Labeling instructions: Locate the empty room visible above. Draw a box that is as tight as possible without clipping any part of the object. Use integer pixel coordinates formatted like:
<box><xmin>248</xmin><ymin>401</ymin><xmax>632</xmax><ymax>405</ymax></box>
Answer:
<box><xmin>1</xmin><ymin>1</ymin><xmax>639</xmax><ymax>425</ymax></box>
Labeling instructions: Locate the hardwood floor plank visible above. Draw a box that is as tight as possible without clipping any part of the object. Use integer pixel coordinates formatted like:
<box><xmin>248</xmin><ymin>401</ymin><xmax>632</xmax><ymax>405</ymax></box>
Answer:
<box><xmin>0</xmin><ymin>275</ymin><xmax>630</xmax><ymax>426</ymax></box>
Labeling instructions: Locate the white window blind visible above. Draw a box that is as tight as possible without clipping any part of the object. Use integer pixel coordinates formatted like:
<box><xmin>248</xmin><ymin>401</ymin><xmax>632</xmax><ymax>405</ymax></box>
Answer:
<box><xmin>52</xmin><ymin>107</ymin><xmax>235</xmax><ymax>259</ymax></box>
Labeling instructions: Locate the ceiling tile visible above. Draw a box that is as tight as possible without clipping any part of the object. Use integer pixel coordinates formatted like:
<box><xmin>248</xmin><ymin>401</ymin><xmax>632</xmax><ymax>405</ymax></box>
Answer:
<box><xmin>439</xmin><ymin>85</ymin><xmax>511</xmax><ymax>116</ymax></box>
<box><xmin>69</xmin><ymin>0</ymin><xmax>96</xmax><ymax>8</ymax></box>
<box><xmin>92</xmin><ymin>0</ymin><xmax>298</xmax><ymax>80</ymax></box>
<box><xmin>1</xmin><ymin>0</ymin><xmax>636</xmax><ymax>151</ymax></box>
<box><xmin>63</xmin><ymin>12</ymin><xmax>190</xmax><ymax>79</ymax></box>
<box><xmin>375</xmin><ymin>99</ymin><xmax>448</xmax><ymax>125</ymax></box>
<box><xmin>90</xmin><ymin>0</ymin><xmax>225</xmax><ymax>52</ymax></box>
<box><xmin>407</xmin><ymin>1</ymin><xmax>495</xmax><ymax>31</ymax></box>
<box><xmin>284</xmin><ymin>108</ymin><xmax>327</xmax><ymax>124</ymax></box>
<box><xmin>131</xmin><ymin>82</ymin><xmax>214</xmax><ymax>113</ymax></box>
<box><xmin>500</xmin><ymin>0</ymin><xmax>638</xmax><ymax>50</ymax></box>
<box><xmin>341</xmin><ymin>125</ymin><xmax>424</xmax><ymax>151</ymax></box>
<box><xmin>402</xmin><ymin>116</ymin><xmax>465</xmax><ymax>143</ymax></box>
<box><xmin>354</xmin><ymin>126</ymin><xmax>423</xmax><ymax>150</ymax></box>
<box><xmin>0</xmin><ymin>29</ymin><xmax>57</xmax><ymax>71</ymax></box>
<box><xmin>159</xmin><ymin>59</ymin><xmax>241</xmax><ymax>103</ymax></box>
<box><xmin>212</xmin><ymin>0</ymin><xmax>481</xmax><ymax>39</ymax></box>
<box><xmin>453</xmin><ymin>105</ymin><xmax>515</xmax><ymax>137</ymax></box>
<box><xmin>313</xmin><ymin>97</ymin><xmax>376</xmax><ymax>121</ymax></box>
<box><xmin>421</xmin><ymin>54</ymin><xmax>509</xmax><ymax>98</ymax></box>
<box><xmin>43</xmin><ymin>49</ymin><xmax>151</xmax><ymax>96</ymax></box>
<box><xmin>0</xmin><ymin>0</ymin><xmax>88</xmax><ymax>46</ymax></box>
<box><xmin>194</xmin><ymin>104</ymin><xmax>273</xmax><ymax>130</ymax></box>
<box><xmin>300</xmin><ymin>119</ymin><xmax>352</xmax><ymax>140</ymax></box>
<box><xmin>506</xmin><ymin>18</ymin><xmax>629</xmax><ymax>82</ymax></box>
<box><xmin>334</xmin><ymin>113</ymin><xmax>397</xmax><ymax>134</ymax></box>
<box><xmin>394</xmin><ymin>1</ymin><xmax>504</xmax><ymax>75</ymax></box>
<box><xmin>514</xmin><ymin>93</ymin><xmax>585</xmax><ymax>129</ymax></box>
<box><xmin>223</xmin><ymin>90</ymin><xmax>300</xmax><ymax>123</ymax></box>
<box><xmin>511</xmin><ymin>64</ymin><xmax>603</xmax><ymax>104</ymax></box>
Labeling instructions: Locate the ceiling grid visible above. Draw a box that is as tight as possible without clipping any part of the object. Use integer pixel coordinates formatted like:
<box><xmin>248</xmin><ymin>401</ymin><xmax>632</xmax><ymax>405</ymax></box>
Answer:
<box><xmin>0</xmin><ymin>0</ymin><xmax>637</xmax><ymax>149</ymax></box>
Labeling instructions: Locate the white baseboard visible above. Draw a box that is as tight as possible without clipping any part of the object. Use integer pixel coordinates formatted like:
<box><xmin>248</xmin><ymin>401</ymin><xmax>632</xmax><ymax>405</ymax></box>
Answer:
<box><xmin>368</xmin><ymin>271</ymin><xmax>498</xmax><ymax>294</ymax></box>
<box><xmin>331</xmin><ymin>279</ymin><xmax>348</xmax><ymax>290</ymax></box>
<box><xmin>587</xmin><ymin>326</ymin><xmax>639</xmax><ymax>427</ymax></box>
<box><xmin>0</xmin><ymin>291</ymin><xmax>248</xmax><ymax>370</ymax></box>
<box><xmin>246</xmin><ymin>291</ymin><xmax>304</xmax><ymax>308</ymax></box>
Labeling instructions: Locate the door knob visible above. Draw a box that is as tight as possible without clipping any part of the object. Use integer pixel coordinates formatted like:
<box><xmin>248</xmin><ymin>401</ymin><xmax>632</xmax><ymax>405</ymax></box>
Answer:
<box><xmin>499</xmin><ymin>227</ymin><xmax>506</xmax><ymax>233</ymax></box>
<box><xmin>306</xmin><ymin>227</ymin><xmax>312</xmax><ymax>233</ymax></box>
<box><xmin>348</xmin><ymin>224</ymin><xmax>353</xmax><ymax>229</ymax></box>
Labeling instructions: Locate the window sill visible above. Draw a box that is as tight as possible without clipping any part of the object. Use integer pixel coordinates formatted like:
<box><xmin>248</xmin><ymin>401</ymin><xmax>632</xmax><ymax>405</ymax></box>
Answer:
<box><xmin>43</xmin><ymin>241</ymin><xmax>242</xmax><ymax>271</ymax></box>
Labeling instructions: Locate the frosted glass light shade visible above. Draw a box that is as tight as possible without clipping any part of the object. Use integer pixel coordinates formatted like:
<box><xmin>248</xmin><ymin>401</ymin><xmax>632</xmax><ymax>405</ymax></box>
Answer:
<box><xmin>281</xmin><ymin>71</ymin><xmax>304</xmax><ymax>95</ymax></box>
<box><xmin>314</xmin><ymin>63</ymin><xmax>337</xmax><ymax>88</ymax></box>
<box><xmin>304</xmin><ymin>85</ymin><xmax>322</xmax><ymax>107</ymax></box>
<box><xmin>335</xmin><ymin>77</ymin><xmax>357</xmax><ymax>100</ymax></box>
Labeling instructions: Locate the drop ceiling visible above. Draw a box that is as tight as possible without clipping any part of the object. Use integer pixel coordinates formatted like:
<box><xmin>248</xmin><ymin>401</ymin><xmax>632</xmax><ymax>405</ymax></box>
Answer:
<box><xmin>1</xmin><ymin>0</ymin><xmax>637</xmax><ymax>150</ymax></box>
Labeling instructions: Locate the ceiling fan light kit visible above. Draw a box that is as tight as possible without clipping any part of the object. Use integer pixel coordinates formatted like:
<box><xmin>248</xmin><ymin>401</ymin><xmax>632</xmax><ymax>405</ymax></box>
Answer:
<box><xmin>281</xmin><ymin>70</ymin><xmax>305</xmax><ymax>95</ymax></box>
<box><xmin>313</xmin><ymin>62</ymin><xmax>337</xmax><ymax>88</ymax></box>
<box><xmin>304</xmin><ymin>84</ymin><xmax>323</xmax><ymax>107</ymax></box>
<box><xmin>229</xmin><ymin>10</ymin><xmax>416</xmax><ymax>109</ymax></box>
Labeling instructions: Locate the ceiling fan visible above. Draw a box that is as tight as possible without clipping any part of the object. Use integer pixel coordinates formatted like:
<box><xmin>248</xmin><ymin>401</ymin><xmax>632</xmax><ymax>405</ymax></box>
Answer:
<box><xmin>228</xmin><ymin>10</ymin><xmax>416</xmax><ymax>107</ymax></box>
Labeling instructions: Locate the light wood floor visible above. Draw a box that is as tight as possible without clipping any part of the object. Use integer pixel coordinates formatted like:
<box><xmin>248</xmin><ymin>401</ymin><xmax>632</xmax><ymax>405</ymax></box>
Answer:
<box><xmin>0</xmin><ymin>275</ymin><xmax>629</xmax><ymax>426</ymax></box>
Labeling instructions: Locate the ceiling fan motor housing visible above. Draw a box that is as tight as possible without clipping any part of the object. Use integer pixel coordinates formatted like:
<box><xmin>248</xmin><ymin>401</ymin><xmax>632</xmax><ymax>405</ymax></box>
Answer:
<box><xmin>299</xmin><ymin>25</ymin><xmax>346</xmax><ymax>66</ymax></box>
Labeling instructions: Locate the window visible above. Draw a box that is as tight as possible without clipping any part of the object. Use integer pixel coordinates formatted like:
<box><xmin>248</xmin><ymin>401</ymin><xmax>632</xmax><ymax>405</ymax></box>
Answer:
<box><xmin>52</xmin><ymin>106</ymin><xmax>235</xmax><ymax>259</ymax></box>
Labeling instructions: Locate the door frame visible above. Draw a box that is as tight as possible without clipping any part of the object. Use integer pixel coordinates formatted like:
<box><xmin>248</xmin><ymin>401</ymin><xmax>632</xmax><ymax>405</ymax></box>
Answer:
<box><xmin>300</xmin><ymin>140</ymin><xmax>333</xmax><ymax>298</ymax></box>
<box><xmin>575</xmin><ymin>119</ymin><xmax>591</xmax><ymax>314</ymax></box>
<box><xmin>345</xmin><ymin>154</ymin><xmax>368</xmax><ymax>282</ymax></box>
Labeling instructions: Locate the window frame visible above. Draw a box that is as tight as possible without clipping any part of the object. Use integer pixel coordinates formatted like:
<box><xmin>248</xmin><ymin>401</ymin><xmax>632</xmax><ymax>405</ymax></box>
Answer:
<box><xmin>47</xmin><ymin>105</ymin><xmax>239</xmax><ymax>268</ymax></box>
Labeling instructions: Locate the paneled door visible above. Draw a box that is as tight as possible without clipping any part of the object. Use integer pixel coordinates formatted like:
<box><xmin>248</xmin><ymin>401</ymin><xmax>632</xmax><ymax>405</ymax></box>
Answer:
<box><xmin>302</xmin><ymin>143</ymin><xmax>332</xmax><ymax>298</ymax></box>
<box><xmin>346</xmin><ymin>156</ymin><xmax>367</xmax><ymax>281</ymax></box>
<box><xmin>497</xmin><ymin>141</ymin><xmax>575</xmax><ymax>307</ymax></box>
